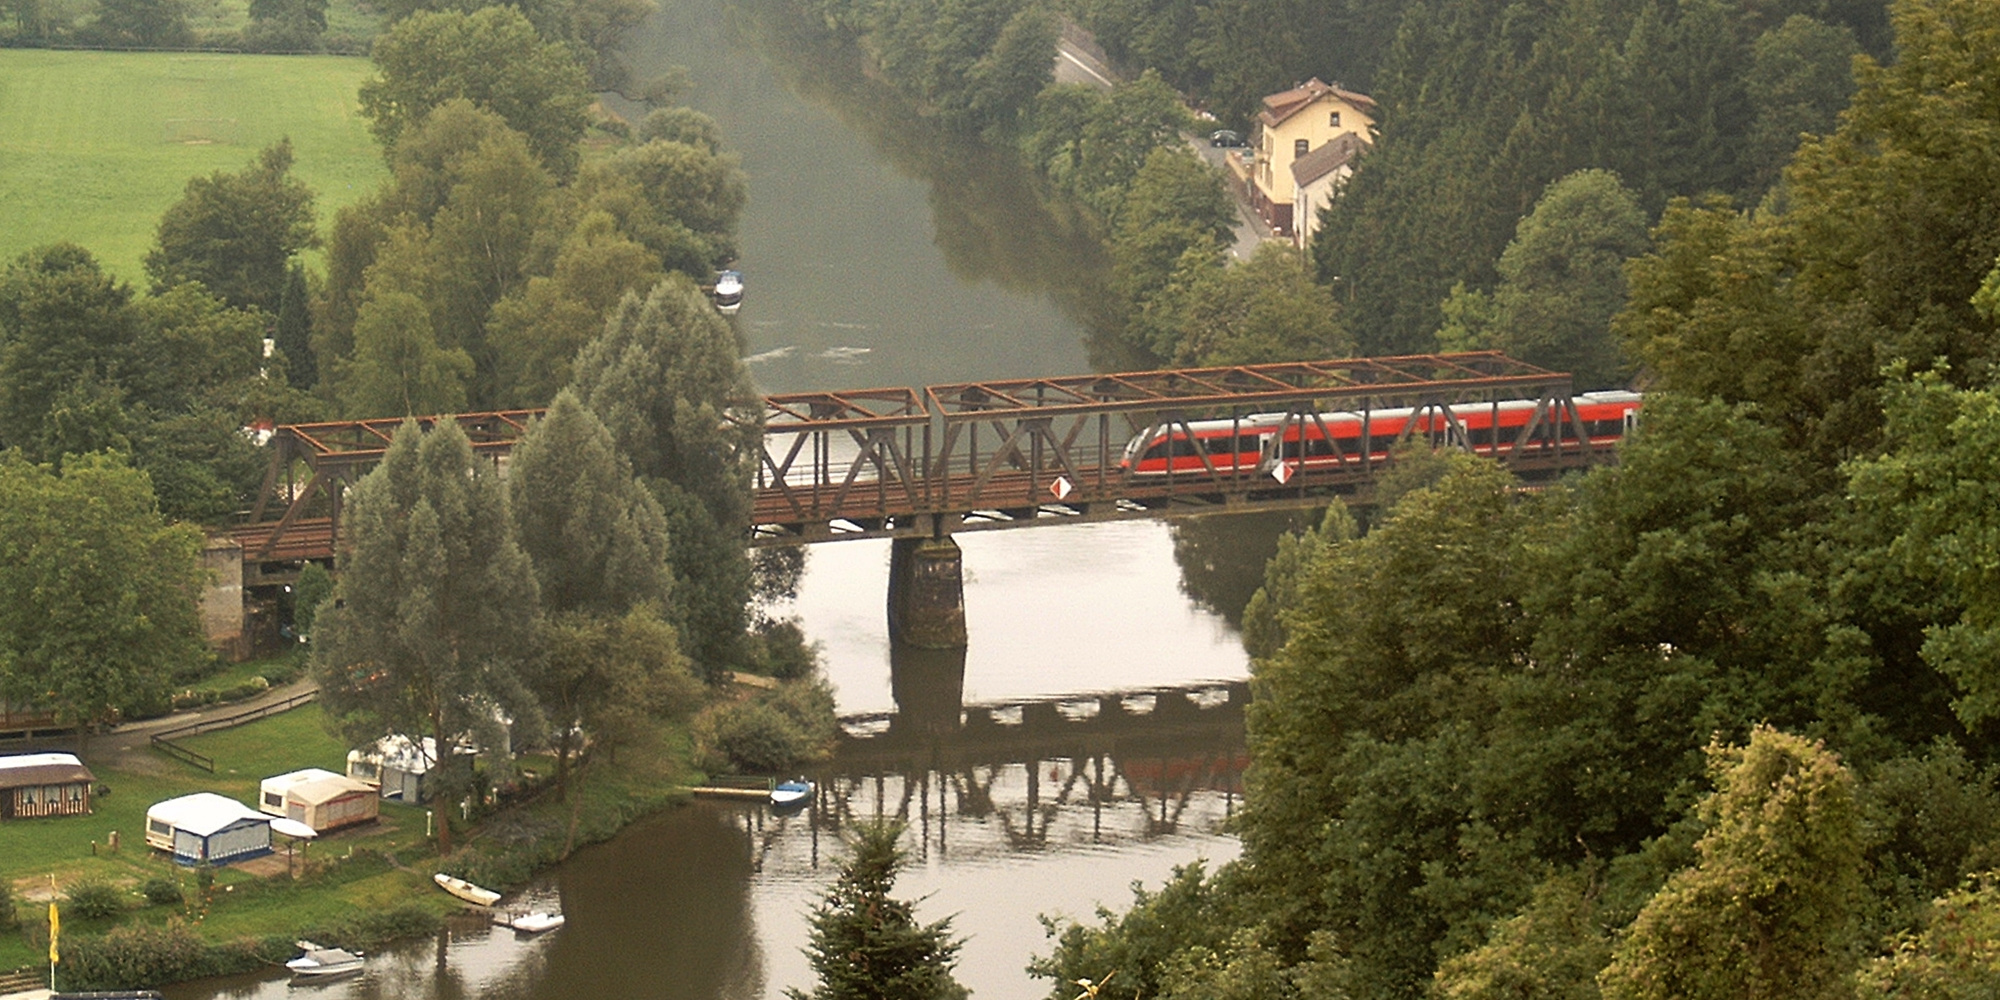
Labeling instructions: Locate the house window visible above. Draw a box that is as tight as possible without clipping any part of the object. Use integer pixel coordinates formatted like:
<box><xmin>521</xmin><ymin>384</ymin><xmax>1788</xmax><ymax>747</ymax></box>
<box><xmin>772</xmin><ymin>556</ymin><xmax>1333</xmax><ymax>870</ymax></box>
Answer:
<box><xmin>21</xmin><ymin>786</ymin><xmax>34</xmax><ymax>805</ymax></box>
<box><xmin>1330</xmin><ymin>111</ymin><xmax>1342</xmax><ymax>127</ymax></box>
<box><xmin>1295</xmin><ymin>138</ymin><xmax>1310</xmax><ymax>157</ymax></box>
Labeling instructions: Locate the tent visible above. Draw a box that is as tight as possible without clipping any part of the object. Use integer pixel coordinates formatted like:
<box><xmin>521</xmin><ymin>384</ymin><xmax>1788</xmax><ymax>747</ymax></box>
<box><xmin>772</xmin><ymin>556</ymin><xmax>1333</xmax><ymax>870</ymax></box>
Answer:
<box><xmin>283</xmin><ymin>775</ymin><xmax>379</xmax><ymax>832</ymax></box>
<box><xmin>258</xmin><ymin>768</ymin><xmax>342</xmax><ymax>816</ymax></box>
<box><xmin>348</xmin><ymin>735</ymin><xmax>438</xmax><ymax>802</ymax></box>
<box><xmin>144</xmin><ymin>793</ymin><xmax>272</xmax><ymax>865</ymax></box>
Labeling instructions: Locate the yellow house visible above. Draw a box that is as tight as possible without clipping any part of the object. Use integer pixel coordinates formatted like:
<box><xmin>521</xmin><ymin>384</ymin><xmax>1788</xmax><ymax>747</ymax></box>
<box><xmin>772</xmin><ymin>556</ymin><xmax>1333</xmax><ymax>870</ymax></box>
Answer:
<box><xmin>1251</xmin><ymin>78</ymin><xmax>1376</xmax><ymax>236</ymax></box>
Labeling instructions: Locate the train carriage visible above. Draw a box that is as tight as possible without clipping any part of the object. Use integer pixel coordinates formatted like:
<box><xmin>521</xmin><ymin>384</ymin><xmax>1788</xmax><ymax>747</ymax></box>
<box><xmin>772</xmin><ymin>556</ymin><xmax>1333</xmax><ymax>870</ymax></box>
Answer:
<box><xmin>1120</xmin><ymin>391</ymin><xmax>1642</xmax><ymax>477</ymax></box>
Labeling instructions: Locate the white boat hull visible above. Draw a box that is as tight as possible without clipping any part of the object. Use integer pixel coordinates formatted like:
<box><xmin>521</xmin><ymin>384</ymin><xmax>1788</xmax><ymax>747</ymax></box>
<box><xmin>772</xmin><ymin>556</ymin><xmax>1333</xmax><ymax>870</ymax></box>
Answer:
<box><xmin>434</xmin><ymin>872</ymin><xmax>502</xmax><ymax>906</ymax></box>
<box><xmin>287</xmin><ymin>946</ymin><xmax>365</xmax><ymax>978</ymax></box>
<box><xmin>497</xmin><ymin>911</ymin><xmax>567</xmax><ymax>934</ymax></box>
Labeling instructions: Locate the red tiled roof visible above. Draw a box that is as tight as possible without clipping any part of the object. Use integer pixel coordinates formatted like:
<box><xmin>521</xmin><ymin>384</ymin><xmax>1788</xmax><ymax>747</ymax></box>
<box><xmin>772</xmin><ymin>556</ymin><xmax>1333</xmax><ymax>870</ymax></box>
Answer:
<box><xmin>1259</xmin><ymin>77</ymin><xmax>1378</xmax><ymax>128</ymax></box>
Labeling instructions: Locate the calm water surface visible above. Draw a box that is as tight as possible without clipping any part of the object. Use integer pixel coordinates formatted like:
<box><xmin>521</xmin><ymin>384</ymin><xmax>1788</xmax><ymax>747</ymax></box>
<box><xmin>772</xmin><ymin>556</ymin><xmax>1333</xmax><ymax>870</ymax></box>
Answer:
<box><xmin>169</xmin><ymin>0</ymin><xmax>1256</xmax><ymax>996</ymax></box>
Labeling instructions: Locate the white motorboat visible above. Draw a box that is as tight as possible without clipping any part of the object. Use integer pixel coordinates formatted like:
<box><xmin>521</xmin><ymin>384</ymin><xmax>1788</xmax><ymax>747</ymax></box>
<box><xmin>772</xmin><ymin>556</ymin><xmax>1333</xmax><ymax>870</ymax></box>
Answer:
<box><xmin>770</xmin><ymin>779</ymin><xmax>812</xmax><ymax>810</ymax></box>
<box><xmin>433</xmin><ymin>872</ymin><xmax>502</xmax><ymax>907</ymax></box>
<box><xmin>495</xmin><ymin>910</ymin><xmax>567</xmax><ymax>934</ymax></box>
<box><xmin>714</xmin><ymin>270</ymin><xmax>743</xmax><ymax>315</ymax></box>
<box><xmin>287</xmin><ymin>940</ymin><xmax>365</xmax><ymax>978</ymax></box>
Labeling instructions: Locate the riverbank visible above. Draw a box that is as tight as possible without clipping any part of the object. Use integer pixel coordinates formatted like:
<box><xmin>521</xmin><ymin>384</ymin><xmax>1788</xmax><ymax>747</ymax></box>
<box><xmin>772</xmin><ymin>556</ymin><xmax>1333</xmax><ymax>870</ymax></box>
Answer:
<box><xmin>0</xmin><ymin>703</ymin><xmax>698</xmax><ymax>989</ymax></box>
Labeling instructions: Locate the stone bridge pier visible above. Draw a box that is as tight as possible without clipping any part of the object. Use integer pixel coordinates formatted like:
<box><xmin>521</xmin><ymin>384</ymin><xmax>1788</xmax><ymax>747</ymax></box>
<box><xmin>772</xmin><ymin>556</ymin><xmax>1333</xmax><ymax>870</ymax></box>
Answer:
<box><xmin>887</xmin><ymin>535</ymin><xmax>968</xmax><ymax>648</ymax></box>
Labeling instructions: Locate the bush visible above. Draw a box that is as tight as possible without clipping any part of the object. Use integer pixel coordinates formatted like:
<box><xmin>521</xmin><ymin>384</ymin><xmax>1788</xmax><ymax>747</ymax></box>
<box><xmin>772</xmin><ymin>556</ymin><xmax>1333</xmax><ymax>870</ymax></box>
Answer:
<box><xmin>66</xmin><ymin>878</ymin><xmax>125</xmax><ymax>920</ymax></box>
<box><xmin>0</xmin><ymin>878</ymin><xmax>18</xmax><ymax>931</ymax></box>
<box><xmin>60</xmin><ymin>921</ymin><xmax>264</xmax><ymax>991</ymax></box>
<box><xmin>695</xmin><ymin>680</ymin><xmax>837</xmax><ymax>775</ymax></box>
<box><xmin>140</xmin><ymin>877</ymin><xmax>183</xmax><ymax>907</ymax></box>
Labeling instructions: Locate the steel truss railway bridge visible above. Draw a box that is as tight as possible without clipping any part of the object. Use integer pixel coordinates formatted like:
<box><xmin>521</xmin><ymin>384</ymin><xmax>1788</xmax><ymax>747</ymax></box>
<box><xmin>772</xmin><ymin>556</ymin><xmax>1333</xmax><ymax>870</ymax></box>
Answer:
<box><xmin>228</xmin><ymin>351</ymin><xmax>1620</xmax><ymax>645</ymax></box>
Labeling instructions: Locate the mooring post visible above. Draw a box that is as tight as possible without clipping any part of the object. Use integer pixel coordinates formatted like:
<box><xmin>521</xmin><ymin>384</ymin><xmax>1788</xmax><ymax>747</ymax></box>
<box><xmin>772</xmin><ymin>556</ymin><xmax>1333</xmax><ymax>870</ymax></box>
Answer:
<box><xmin>888</xmin><ymin>535</ymin><xmax>968</xmax><ymax>648</ymax></box>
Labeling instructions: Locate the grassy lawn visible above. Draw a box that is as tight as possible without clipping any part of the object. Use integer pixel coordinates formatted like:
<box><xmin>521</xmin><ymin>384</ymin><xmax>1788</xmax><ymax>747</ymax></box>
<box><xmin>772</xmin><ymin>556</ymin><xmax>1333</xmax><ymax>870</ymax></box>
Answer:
<box><xmin>0</xmin><ymin>49</ymin><xmax>385</xmax><ymax>281</ymax></box>
<box><xmin>0</xmin><ymin>704</ymin><xmax>446</xmax><ymax>972</ymax></box>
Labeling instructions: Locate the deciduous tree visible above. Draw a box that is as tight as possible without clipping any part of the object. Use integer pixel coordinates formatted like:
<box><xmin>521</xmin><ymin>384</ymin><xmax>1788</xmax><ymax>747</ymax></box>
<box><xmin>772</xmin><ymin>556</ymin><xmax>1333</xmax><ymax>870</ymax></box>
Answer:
<box><xmin>0</xmin><ymin>245</ymin><xmax>136</xmax><ymax>458</ymax></box>
<box><xmin>310</xmin><ymin>418</ymin><xmax>542</xmax><ymax>852</ymax></box>
<box><xmin>0</xmin><ymin>452</ymin><xmax>207</xmax><ymax>734</ymax></box>
<box><xmin>358</xmin><ymin>7</ymin><xmax>593</xmax><ymax>177</ymax></box>
<box><xmin>570</xmin><ymin>275</ymin><xmax>759</xmax><ymax>677</ymax></box>
<box><xmin>1598</xmin><ymin>727</ymin><xmax>1863</xmax><ymax>1000</ymax></box>
<box><xmin>144</xmin><ymin>139</ymin><xmax>318</xmax><ymax>315</ymax></box>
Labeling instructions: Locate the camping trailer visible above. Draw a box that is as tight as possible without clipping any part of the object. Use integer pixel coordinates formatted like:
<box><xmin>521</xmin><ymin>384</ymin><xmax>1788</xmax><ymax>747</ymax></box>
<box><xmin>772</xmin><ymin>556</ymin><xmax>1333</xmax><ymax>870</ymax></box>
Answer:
<box><xmin>145</xmin><ymin>792</ymin><xmax>272</xmax><ymax>865</ymax></box>
<box><xmin>258</xmin><ymin>768</ymin><xmax>342</xmax><ymax>815</ymax></box>
<box><xmin>282</xmin><ymin>775</ymin><xmax>379</xmax><ymax>832</ymax></box>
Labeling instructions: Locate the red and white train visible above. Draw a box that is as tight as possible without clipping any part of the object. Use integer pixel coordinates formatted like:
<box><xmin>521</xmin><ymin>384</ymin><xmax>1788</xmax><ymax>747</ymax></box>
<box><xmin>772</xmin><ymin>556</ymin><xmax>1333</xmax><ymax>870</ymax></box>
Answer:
<box><xmin>1119</xmin><ymin>390</ymin><xmax>1643</xmax><ymax>477</ymax></box>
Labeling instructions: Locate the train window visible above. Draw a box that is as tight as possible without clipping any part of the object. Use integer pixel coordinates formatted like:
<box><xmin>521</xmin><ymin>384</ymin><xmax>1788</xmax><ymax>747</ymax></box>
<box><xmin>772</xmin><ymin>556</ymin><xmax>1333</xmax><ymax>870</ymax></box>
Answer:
<box><xmin>1171</xmin><ymin>437</ymin><xmax>1201</xmax><ymax>458</ymax></box>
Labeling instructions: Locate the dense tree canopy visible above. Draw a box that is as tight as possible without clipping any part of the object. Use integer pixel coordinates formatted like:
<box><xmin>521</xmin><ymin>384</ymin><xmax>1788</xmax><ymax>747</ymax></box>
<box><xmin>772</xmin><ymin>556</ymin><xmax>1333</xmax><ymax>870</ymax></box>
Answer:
<box><xmin>0</xmin><ymin>452</ymin><xmax>207</xmax><ymax>730</ymax></box>
<box><xmin>145</xmin><ymin>139</ymin><xmax>318</xmax><ymax>316</ymax></box>
<box><xmin>570</xmin><ymin>276</ymin><xmax>760</xmax><ymax>678</ymax></box>
<box><xmin>358</xmin><ymin>7</ymin><xmax>593</xmax><ymax>177</ymax></box>
<box><xmin>1436</xmin><ymin>169</ymin><xmax>1648</xmax><ymax>389</ymax></box>
<box><xmin>311</xmin><ymin>419</ymin><xmax>543</xmax><ymax>851</ymax></box>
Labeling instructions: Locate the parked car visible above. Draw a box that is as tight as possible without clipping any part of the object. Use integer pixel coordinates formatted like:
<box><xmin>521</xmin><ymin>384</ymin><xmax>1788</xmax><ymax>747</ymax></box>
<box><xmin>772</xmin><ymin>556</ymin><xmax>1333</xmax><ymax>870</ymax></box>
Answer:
<box><xmin>1209</xmin><ymin>129</ymin><xmax>1246</xmax><ymax>147</ymax></box>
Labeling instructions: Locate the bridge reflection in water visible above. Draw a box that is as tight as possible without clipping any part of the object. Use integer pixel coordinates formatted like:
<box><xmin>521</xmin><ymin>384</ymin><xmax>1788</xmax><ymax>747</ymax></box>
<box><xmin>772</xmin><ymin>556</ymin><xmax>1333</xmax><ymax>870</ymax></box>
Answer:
<box><xmin>736</xmin><ymin>654</ymin><xmax>1249</xmax><ymax>870</ymax></box>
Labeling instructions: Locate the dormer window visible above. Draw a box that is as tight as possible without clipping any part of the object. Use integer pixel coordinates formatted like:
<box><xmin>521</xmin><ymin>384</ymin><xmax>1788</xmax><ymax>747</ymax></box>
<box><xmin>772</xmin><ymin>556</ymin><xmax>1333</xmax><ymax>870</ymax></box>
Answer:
<box><xmin>1295</xmin><ymin>138</ymin><xmax>1310</xmax><ymax>157</ymax></box>
<box><xmin>1330</xmin><ymin>111</ymin><xmax>1342</xmax><ymax>127</ymax></box>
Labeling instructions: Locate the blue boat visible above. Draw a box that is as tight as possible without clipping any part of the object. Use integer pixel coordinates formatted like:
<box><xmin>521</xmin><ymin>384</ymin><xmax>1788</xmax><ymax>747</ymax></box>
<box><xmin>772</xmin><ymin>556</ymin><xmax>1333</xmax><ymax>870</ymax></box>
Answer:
<box><xmin>770</xmin><ymin>779</ymin><xmax>811</xmax><ymax>810</ymax></box>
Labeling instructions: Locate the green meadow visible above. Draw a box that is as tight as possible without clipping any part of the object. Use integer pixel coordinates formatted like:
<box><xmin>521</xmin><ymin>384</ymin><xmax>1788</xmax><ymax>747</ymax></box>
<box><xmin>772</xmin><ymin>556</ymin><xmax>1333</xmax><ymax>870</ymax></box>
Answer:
<box><xmin>0</xmin><ymin>49</ymin><xmax>386</xmax><ymax>282</ymax></box>
<box><xmin>0</xmin><ymin>704</ymin><xmax>445</xmax><ymax>972</ymax></box>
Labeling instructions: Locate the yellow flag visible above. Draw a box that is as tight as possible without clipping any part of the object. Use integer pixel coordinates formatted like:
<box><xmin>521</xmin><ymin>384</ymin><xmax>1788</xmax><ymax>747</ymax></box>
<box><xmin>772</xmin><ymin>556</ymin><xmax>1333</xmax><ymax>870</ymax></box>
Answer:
<box><xmin>48</xmin><ymin>899</ymin><xmax>59</xmax><ymax>965</ymax></box>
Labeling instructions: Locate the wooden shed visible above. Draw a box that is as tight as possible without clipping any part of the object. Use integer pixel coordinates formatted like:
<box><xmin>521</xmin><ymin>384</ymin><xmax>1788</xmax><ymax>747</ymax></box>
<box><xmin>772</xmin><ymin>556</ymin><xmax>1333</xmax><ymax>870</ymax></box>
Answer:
<box><xmin>145</xmin><ymin>792</ymin><xmax>272</xmax><ymax>865</ymax></box>
<box><xmin>282</xmin><ymin>775</ymin><xmax>379</xmax><ymax>832</ymax></box>
<box><xmin>0</xmin><ymin>752</ymin><xmax>94</xmax><ymax>819</ymax></box>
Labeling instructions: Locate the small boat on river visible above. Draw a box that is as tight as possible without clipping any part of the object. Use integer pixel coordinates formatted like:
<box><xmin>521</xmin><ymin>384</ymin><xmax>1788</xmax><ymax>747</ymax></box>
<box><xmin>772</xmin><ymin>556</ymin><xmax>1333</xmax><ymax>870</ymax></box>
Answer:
<box><xmin>495</xmin><ymin>910</ymin><xmax>567</xmax><ymax>934</ymax></box>
<box><xmin>714</xmin><ymin>269</ymin><xmax>744</xmax><ymax>315</ymax></box>
<box><xmin>287</xmin><ymin>940</ymin><xmax>365</xmax><ymax>979</ymax></box>
<box><xmin>770</xmin><ymin>779</ymin><xmax>812</xmax><ymax>810</ymax></box>
<box><xmin>433</xmin><ymin>872</ymin><xmax>502</xmax><ymax>907</ymax></box>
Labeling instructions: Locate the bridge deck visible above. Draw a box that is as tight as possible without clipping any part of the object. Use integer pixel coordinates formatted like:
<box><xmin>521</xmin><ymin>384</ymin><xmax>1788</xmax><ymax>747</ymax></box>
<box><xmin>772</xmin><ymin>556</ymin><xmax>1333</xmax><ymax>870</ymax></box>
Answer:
<box><xmin>233</xmin><ymin>352</ymin><xmax>1622</xmax><ymax>566</ymax></box>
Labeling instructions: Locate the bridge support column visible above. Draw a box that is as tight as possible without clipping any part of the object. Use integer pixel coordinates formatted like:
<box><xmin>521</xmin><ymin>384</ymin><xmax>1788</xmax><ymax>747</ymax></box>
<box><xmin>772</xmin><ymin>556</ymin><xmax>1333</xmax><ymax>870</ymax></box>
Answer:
<box><xmin>888</xmin><ymin>536</ymin><xmax>967</xmax><ymax>648</ymax></box>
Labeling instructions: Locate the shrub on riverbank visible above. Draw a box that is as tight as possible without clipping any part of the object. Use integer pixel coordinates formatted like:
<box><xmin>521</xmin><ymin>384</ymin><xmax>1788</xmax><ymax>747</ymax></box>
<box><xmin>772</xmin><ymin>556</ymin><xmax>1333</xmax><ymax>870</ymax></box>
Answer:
<box><xmin>693</xmin><ymin>677</ymin><xmax>837</xmax><ymax>774</ymax></box>
<box><xmin>54</xmin><ymin>922</ymin><xmax>266</xmax><ymax>992</ymax></box>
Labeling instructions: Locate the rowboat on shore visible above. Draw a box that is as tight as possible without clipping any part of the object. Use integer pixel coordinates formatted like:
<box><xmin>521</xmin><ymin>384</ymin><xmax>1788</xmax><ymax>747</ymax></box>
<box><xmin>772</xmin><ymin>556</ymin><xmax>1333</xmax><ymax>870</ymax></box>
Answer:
<box><xmin>433</xmin><ymin>872</ymin><xmax>502</xmax><ymax>907</ymax></box>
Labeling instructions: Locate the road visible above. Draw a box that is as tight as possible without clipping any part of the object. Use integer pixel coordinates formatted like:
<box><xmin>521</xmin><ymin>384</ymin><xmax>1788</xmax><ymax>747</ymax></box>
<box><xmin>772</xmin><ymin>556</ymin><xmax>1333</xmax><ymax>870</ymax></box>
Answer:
<box><xmin>1051</xmin><ymin>27</ymin><xmax>1274</xmax><ymax>261</ymax></box>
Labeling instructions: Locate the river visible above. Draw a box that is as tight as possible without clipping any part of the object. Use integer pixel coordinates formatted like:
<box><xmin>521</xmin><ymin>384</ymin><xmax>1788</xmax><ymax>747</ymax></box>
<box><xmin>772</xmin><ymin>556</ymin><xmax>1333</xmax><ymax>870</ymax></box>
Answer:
<box><xmin>167</xmin><ymin>1</ymin><xmax>1264</xmax><ymax>997</ymax></box>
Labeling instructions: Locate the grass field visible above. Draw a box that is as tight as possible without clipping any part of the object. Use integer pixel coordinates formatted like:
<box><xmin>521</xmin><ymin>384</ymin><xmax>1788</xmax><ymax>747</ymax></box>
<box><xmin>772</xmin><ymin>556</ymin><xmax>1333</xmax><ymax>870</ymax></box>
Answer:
<box><xmin>0</xmin><ymin>705</ymin><xmax>443</xmax><ymax>972</ymax></box>
<box><xmin>0</xmin><ymin>49</ymin><xmax>386</xmax><ymax>282</ymax></box>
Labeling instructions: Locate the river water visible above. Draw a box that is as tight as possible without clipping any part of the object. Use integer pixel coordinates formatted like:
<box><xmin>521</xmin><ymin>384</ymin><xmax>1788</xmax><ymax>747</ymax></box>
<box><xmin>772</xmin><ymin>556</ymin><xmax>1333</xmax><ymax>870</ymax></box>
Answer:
<box><xmin>167</xmin><ymin>2</ymin><xmax>1263</xmax><ymax>998</ymax></box>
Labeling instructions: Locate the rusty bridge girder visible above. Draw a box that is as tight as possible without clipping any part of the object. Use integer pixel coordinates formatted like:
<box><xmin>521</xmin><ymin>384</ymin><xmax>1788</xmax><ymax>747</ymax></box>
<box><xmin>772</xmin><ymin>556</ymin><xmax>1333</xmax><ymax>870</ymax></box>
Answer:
<box><xmin>232</xmin><ymin>352</ymin><xmax>1619</xmax><ymax>569</ymax></box>
<box><xmin>749</xmin><ymin>351</ymin><xmax>1614</xmax><ymax>546</ymax></box>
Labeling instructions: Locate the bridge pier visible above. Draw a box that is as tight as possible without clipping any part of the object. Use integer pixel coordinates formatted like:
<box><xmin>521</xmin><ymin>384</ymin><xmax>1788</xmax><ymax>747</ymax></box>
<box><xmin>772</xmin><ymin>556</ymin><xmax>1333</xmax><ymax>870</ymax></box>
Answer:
<box><xmin>887</xmin><ymin>536</ymin><xmax>968</xmax><ymax>648</ymax></box>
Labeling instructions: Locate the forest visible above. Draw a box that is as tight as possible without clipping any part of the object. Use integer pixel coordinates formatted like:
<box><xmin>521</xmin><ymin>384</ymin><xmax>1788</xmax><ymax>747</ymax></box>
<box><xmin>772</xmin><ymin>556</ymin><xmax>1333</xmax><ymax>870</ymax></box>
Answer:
<box><xmin>770</xmin><ymin>0</ymin><xmax>2000</xmax><ymax>995</ymax></box>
